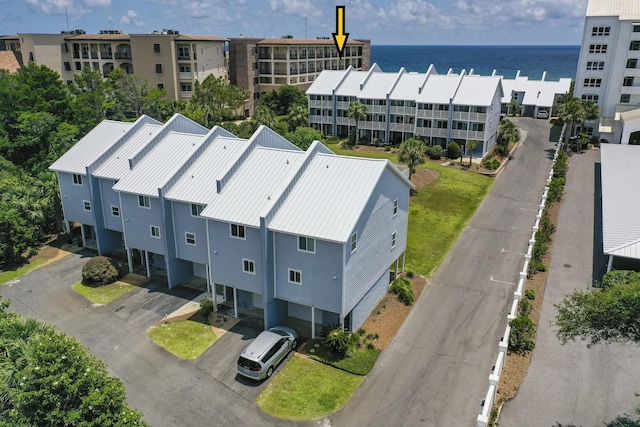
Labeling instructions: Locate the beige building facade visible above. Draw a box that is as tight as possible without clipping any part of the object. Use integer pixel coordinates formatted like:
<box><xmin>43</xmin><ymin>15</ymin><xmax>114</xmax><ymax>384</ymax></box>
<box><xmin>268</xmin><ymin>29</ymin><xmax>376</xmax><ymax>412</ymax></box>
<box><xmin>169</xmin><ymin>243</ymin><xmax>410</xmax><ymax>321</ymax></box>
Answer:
<box><xmin>1</xmin><ymin>30</ymin><xmax>227</xmax><ymax>102</ymax></box>
<box><xmin>229</xmin><ymin>37</ymin><xmax>371</xmax><ymax>116</ymax></box>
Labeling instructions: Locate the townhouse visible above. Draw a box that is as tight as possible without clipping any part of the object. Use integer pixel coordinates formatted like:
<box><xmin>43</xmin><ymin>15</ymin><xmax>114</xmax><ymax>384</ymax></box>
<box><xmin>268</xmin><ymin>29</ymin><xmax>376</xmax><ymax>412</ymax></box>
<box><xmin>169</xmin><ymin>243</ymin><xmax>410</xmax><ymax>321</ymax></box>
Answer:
<box><xmin>50</xmin><ymin>114</ymin><xmax>413</xmax><ymax>334</ymax></box>
<box><xmin>501</xmin><ymin>71</ymin><xmax>572</xmax><ymax>118</ymax></box>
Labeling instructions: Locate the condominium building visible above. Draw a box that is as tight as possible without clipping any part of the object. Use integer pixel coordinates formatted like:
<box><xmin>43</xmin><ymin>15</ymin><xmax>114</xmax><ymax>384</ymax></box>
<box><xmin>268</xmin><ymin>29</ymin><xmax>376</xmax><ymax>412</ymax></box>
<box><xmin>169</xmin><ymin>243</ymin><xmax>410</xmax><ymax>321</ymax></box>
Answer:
<box><xmin>1</xmin><ymin>29</ymin><xmax>227</xmax><ymax>101</ymax></box>
<box><xmin>574</xmin><ymin>0</ymin><xmax>640</xmax><ymax>143</ymax></box>
<box><xmin>229</xmin><ymin>37</ymin><xmax>370</xmax><ymax>116</ymax></box>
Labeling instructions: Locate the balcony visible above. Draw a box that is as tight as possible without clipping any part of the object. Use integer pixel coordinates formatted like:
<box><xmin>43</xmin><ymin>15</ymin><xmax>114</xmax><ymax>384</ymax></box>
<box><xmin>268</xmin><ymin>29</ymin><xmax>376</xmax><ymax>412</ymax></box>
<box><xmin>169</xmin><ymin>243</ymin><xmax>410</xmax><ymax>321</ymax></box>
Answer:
<box><xmin>259</xmin><ymin>68</ymin><xmax>272</xmax><ymax>74</ymax></box>
<box><xmin>366</xmin><ymin>105</ymin><xmax>386</xmax><ymax>113</ymax></box>
<box><xmin>115</xmin><ymin>52</ymin><xmax>132</xmax><ymax>60</ymax></box>
<box><xmin>290</xmin><ymin>54</ymin><xmax>298</xmax><ymax>60</ymax></box>
<box><xmin>300</xmin><ymin>53</ymin><xmax>307</xmax><ymax>59</ymax></box>
<box><xmin>309</xmin><ymin>53</ymin><xmax>316</xmax><ymax>59</ymax></box>
<box><xmin>178</xmin><ymin>55</ymin><xmax>190</xmax><ymax>60</ymax></box>
<box><xmin>290</xmin><ymin>69</ymin><xmax>299</xmax><ymax>75</ymax></box>
<box><xmin>361</xmin><ymin>121</ymin><xmax>386</xmax><ymax>130</ymax></box>
<box><xmin>100</xmin><ymin>51</ymin><xmax>112</xmax><ymax>59</ymax></box>
<box><xmin>390</xmin><ymin>106</ymin><xmax>416</xmax><ymax>115</ymax></box>
<box><xmin>274</xmin><ymin>54</ymin><xmax>287</xmax><ymax>60</ymax></box>
<box><xmin>179</xmin><ymin>72</ymin><xmax>192</xmax><ymax>80</ymax></box>
<box><xmin>427</xmin><ymin>128</ymin><xmax>448</xmax><ymax>138</ymax></box>
<box><xmin>259</xmin><ymin>53</ymin><xmax>271</xmax><ymax>60</ymax></box>
<box><xmin>90</xmin><ymin>52</ymin><xmax>98</xmax><ymax>59</ymax></box>
<box><xmin>336</xmin><ymin>117</ymin><xmax>354</xmax><ymax>125</ymax></box>
<box><xmin>274</xmin><ymin>69</ymin><xmax>288</xmax><ymax>75</ymax></box>
<box><xmin>180</xmin><ymin>91</ymin><xmax>193</xmax><ymax>99</ymax></box>
<box><xmin>390</xmin><ymin>123</ymin><xmax>415</xmax><ymax>132</ymax></box>
<box><xmin>81</xmin><ymin>52</ymin><xmax>89</xmax><ymax>59</ymax></box>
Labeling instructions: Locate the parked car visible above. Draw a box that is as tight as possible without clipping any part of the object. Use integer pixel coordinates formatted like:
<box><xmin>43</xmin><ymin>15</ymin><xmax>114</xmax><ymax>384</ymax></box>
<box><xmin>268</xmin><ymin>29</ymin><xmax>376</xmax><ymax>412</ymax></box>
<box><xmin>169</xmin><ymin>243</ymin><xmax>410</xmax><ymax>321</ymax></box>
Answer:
<box><xmin>237</xmin><ymin>326</ymin><xmax>298</xmax><ymax>381</ymax></box>
<box><xmin>537</xmin><ymin>109</ymin><xmax>549</xmax><ymax>119</ymax></box>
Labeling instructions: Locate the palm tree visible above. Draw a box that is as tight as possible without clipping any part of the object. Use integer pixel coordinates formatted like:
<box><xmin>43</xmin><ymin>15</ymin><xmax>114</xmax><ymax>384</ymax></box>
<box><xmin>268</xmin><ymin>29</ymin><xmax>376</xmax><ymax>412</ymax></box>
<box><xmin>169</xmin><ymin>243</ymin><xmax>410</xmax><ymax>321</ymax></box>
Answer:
<box><xmin>508</xmin><ymin>99</ymin><xmax>521</xmax><ymax>116</ymax></box>
<box><xmin>557</xmin><ymin>97</ymin><xmax>587</xmax><ymax>148</ymax></box>
<box><xmin>287</xmin><ymin>104</ymin><xmax>309</xmax><ymax>131</ymax></box>
<box><xmin>252</xmin><ymin>105</ymin><xmax>275</xmax><ymax>129</ymax></box>
<box><xmin>398</xmin><ymin>138</ymin><xmax>425</xmax><ymax>180</ymax></box>
<box><xmin>467</xmin><ymin>139</ymin><xmax>479</xmax><ymax>167</ymax></box>
<box><xmin>347</xmin><ymin>101</ymin><xmax>367</xmax><ymax>146</ymax></box>
<box><xmin>498</xmin><ymin>119</ymin><xmax>520</xmax><ymax>155</ymax></box>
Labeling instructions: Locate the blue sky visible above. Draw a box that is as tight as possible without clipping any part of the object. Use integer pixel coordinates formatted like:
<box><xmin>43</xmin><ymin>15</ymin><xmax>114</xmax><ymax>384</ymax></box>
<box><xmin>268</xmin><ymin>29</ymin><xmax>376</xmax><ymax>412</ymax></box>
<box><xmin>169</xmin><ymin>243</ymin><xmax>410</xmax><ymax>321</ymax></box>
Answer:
<box><xmin>1</xmin><ymin>0</ymin><xmax>589</xmax><ymax>45</ymax></box>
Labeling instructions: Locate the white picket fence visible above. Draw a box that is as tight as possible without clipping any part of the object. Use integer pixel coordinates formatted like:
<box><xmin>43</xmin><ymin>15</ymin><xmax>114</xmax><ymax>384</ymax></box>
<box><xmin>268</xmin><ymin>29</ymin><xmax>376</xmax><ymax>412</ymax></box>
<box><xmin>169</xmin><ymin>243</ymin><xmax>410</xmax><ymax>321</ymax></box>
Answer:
<box><xmin>476</xmin><ymin>124</ymin><xmax>566</xmax><ymax>426</ymax></box>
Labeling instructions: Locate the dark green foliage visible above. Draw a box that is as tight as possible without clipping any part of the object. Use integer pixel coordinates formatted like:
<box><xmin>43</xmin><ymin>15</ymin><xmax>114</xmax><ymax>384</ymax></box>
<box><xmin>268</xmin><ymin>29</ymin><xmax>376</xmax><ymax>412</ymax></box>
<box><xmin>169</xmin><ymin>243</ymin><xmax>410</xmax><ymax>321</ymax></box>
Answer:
<box><xmin>199</xmin><ymin>299</ymin><xmax>214</xmax><ymax>315</ymax></box>
<box><xmin>601</xmin><ymin>270</ymin><xmax>640</xmax><ymax>289</ymax></box>
<box><xmin>555</xmin><ymin>275</ymin><xmax>640</xmax><ymax>346</ymax></box>
<box><xmin>539</xmin><ymin>215</ymin><xmax>555</xmax><ymax>236</ymax></box>
<box><xmin>82</xmin><ymin>256</ymin><xmax>119</xmax><ymax>286</ymax></box>
<box><xmin>356</xmin><ymin>328</ymin><xmax>366</xmax><ymax>337</ymax></box>
<box><xmin>323</xmin><ymin>325</ymin><xmax>350</xmax><ymax>354</ymax></box>
<box><xmin>446</xmin><ymin>141</ymin><xmax>461</xmax><ymax>160</ymax></box>
<box><xmin>285</xmin><ymin>126</ymin><xmax>324</xmax><ymax>150</ymax></box>
<box><xmin>508</xmin><ymin>316</ymin><xmax>536</xmax><ymax>354</ymax></box>
<box><xmin>398</xmin><ymin>138</ymin><xmax>425</xmax><ymax>179</ymax></box>
<box><xmin>482</xmin><ymin>158</ymin><xmax>501</xmax><ymax>170</ymax></box>
<box><xmin>525</xmin><ymin>289</ymin><xmax>535</xmax><ymax>300</ymax></box>
<box><xmin>519</xmin><ymin>298</ymin><xmax>532</xmax><ymax>317</ymax></box>
<box><xmin>425</xmin><ymin>145</ymin><xmax>444</xmax><ymax>160</ymax></box>
<box><xmin>390</xmin><ymin>277</ymin><xmax>414</xmax><ymax>305</ymax></box>
<box><xmin>188</xmin><ymin>74</ymin><xmax>249</xmax><ymax>127</ymax></box>
<box><xmin>406</xmin><ymin>271</ymin><xmax>415</xmax><ymax>279</ymax></box>
<box><xmin>548</xmin><ymin>177</ymin><xmax>566</xmax><ymax>202</ymax></box>
<box><xmin>259</xmin><ymin>85</ymin><xmax>308</xmax><ymax>116</ymax></box>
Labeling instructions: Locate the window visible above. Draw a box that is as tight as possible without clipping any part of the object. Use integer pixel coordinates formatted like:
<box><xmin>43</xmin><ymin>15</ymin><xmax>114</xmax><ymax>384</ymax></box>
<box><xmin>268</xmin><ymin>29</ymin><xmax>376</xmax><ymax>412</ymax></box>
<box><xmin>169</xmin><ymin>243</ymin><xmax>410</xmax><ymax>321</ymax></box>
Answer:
<box><xmin>591</xmin><ymin>26</ymin><xmax>610</xmax><ymax>36</ymax></box>
<box><xmin>391</xmin><ymin>231</ymin><xmax>397</xmax><ymax>249</ymax></box>
<box><xmin>185</xmin><ymin>232</ymin><xmax>196</xmax><ymax>246</ymax></box>
<box><xmin>64</xmin><ymin>62</ymin><xmax>71</xmax><ymax>71</ymax></box>
<box><xmin>584</xmin><ymin>78</ymin><xmax>602</xmax><ymax>88</ymax></box>
<box><xmin>111</xmin><ymin>206</ymin><xmax>120</xmax><ymax>217</ymax></box>
<box><xmin>83</xmin><ymin>200</ymin><xmax>91</xmax><ymax>212</ymax></box>
<box><xmin>588</xmin><ymin>44</ymin><xmax>607</xmax><ymax>53</ymax></box>
<box><xmin>155</xmin><ymin>64</ymin><xmax>163</xmax><ymax>73</ymax></box>
<box><xmin>75</xmin><ymin>62</ymin><xmax>81</xmax><ymax>71</ymax></box>
<box><xmin>624</xmin><ymin>77</ymin><xmax>634</xmax><ymax>87</ymax></box>
<box><xmin>586</xmin><ymin>61</ymin><xmax>604</xmax><ymax>71</ymax></box>
<box><xmin>635</xmin><ymin>25</ymin><xmax>640</xmax><ymax>33</ymax></box>
<box><xmin>72</xmin><ymin>174</ymin><xmax>83</xmax><ymax>185</ymax></box>
<box><xmin>393</xmin><ymin>199</ymin><xmax>398</xmax><ymax>217</ymax></box>
<box><xmin>230</xmin><ymin>223</ymin><xmax>245</xmax><ymax>239</ymax></box>
<box><xmin>582</xmin><ymin>94</ymin><xmax>599</xmax><ymax>102</ymax></box>
<box><xmin>153</xmin><ymin>43</ymin><xmax>160</xmax><ymax>53</ymax></box>
<box><xmin>150</xmin><ymin>225</ymin><xmax>160</xmax><ymax>238</ymax></box>
<box><xmin>243</xmin><ymin>259</ymin><xmax>255</xmax><ymax>274</ymax></box>
<box><xmin>138</xmin><ymin>195</ymin><xmax>150</xmax><ymax>208</ymax></box>
<box><xmin>627</xmin><ymin>59</ymin><xmax>638</xmax><ymax>69</ymax></box>
<box><xmin>350</xmin><ymin>232</ymin><xmax>357</xmax><ymax>253</ymax></box>
<box><xmin>190</xmin><ymin>203</ymin><xmax>205</xmax><ymax>216</ymax></box>
<box><xmin>178</xmin><ymin>46</ymin><xmax>189</xmax><ymax>58</ymax></box>
<box><xmin>621</xmin><ymin>94</ymin><xmax>631</xmax><ymax>103</ymax></box>
<box><xmin>288</xmin><ymin>268</ymin><xmax>302</xmax><ymax>285</ymax></box>
<box><xmin>180</xmin><ymin>83</ymin><xmax>192</xmax><ymax>92</ymax></box>
<box><xmin>631</xmin><ymin>41</ymin><xmax>640</xmax><ymax>51</ymax></box>
<box><xmin>298</xmin><ymin>236</ymin><xmax>315</xmax><ymax>253</ymax></box>
<box><xmin>179</xmin><ymin>64</ymin><xmax>191</xmax><ymax>73</ymax></box>
<box><xmin>157</xmin><ymin>83</ymin><xmax>164</xmax><ymax>89</ymax></box>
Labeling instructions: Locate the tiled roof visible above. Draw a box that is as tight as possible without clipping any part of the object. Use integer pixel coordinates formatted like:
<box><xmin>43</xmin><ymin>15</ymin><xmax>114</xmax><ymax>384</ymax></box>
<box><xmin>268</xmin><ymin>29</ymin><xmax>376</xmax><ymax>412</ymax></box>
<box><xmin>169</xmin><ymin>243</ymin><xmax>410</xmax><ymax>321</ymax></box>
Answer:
<box><xmin>0</xmin><ymin>50</ymin><xmax>21</xmax><ymax>73</ymax></box>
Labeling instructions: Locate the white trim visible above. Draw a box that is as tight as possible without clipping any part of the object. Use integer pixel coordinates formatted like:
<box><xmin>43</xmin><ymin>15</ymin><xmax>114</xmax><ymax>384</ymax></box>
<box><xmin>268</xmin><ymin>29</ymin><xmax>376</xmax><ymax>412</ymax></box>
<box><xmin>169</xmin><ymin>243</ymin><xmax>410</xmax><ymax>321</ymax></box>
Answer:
<box><xmin>83</xmin><ymin>200</ymin><xmax>91</xmax><ymax>212</ymax></box>
<box><xmin>72</xmin><ymin>173</ymin><xmax>83</xmax><ymax>186</ymax></box>
<box><xmin>297</xmin><ymin>236</ymin><xmax>316</xmax><ymax>254</ymax></box>
<box><xmin>391</xmin><ymin>230</ymin><xmax>397</xmax><ymax>249</ymax></box>
<box><xmin>393</xmin><ymin>199</ymin><xmax>398</xmax><ymax>217</ymax></box>
<box><xmin>185</xmin><ymin>231</ymin><xmax>196</xmax><ymax>246</ymax></box>
<box><xmin>150</xmin><ymin>225</ymin><xmax>161</xmax><ymax>238</ymax></box>
<box><xmin>230</xmin><ymin>223</ymin><xmax>246</xmax><ymax>240</ymax></box>
<box><xmin>242</xmin><ymin>258</ymin><xmax>256</xmax><ymax>275</ymax></box>
<box><xmin>111</xmin><ymin>205</ymin><xmax>120</xmax><ymax>217</ymax></box>
<box><xmin>288</xmin><ymin>268</ymin><xmax>302</xmax><ymax>285</ymax></box>
<box><xmin>350</xmin><ymin>232</ymin><xmax>357</xmax><ymax>253</ymax></box>
<box><xmin>190</xmin><ymin>203</ymin><xmax>205</xmax><ymax>217</ymax></box>
<box><xmin>138</xmin><ymin>195</ymin><xmax>151</xmax><ymax>209</ymax></box>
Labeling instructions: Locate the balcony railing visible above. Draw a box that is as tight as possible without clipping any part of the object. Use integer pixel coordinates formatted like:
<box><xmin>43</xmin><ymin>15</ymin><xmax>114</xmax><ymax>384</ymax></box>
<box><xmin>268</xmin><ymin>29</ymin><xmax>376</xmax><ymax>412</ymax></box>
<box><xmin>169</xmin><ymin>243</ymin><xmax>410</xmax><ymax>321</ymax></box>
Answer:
<box><xmin>178</xmin><ymin>72</ymin><xmax>192</xmax><ymax>80</ymax></box>
<box><xmin>81</xmin><ymin>52</ymin><xmax>89</xmax><ymax>59</ymax></box>
<box><xmin>178</xmin><ymin>55</ymin><xmax>190</xmax><ymax>60</ymax></box>
<box><xmin>100</xmin><ymin>51</ymin><xmax>112</xmax><ymax>59</ymax></box>
<box><xmin>90</xmin><ymin>52</ymin><xmax>98</xmax><ymax>59</ymax></box>
<box><xmin>115</xmin><ymin>52</ymin><xmax>132</xmax><ymax>60</ymax></box>
<box><xmin>274</xmin><ymin>70</ymin><xmax>287</xmax><ymax>75</ymax></box>
<box><xmin>274</xmin><ymin>54</ymin><xmax>287</xmax><ymax>60</ymax></box>
<box><xmin>258</xmin><ymin>54</ymin><xmax>271</xmax><ymax>59</ymax></box>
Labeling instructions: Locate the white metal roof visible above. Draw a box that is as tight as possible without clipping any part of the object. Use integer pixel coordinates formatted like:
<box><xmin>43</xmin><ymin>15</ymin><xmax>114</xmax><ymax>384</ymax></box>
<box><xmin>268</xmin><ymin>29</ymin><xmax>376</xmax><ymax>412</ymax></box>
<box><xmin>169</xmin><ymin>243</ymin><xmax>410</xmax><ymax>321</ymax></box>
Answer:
<box><xmin>600</xmin><ymin>144</ymin><xmax>640</xmax><ymax>260</ymax></box>
<box><xmin>358</xmin><ymin>73</ymin><xmax>398</xmax><ymax>99</ymax></box>
<box><xmin>201</xmin><ymin>147</ymin><xmax>307</xmax><ymax>227</ymax></box>
<box><xmin>586</xmin><ymin>0</ymin><xmax>640</xmax><ymax>19</ymax></box>
<box><xmin>389</xmin><ymin>72</ymin><xmax>426</xmax><ymax>101</ymax></box>
<box><xmin>92</xmin><ymin>123</ymin><xmax>163</xmax><ymax>180</ymax></box>
<box><xmin>268</xmin><ymin>154</ymin><xmax>412</xmax><ymax>242</ymax></box>
<box><xmin>453</xmin><ymin>75</ymin><xmax>501</xmax><ymax>107</ymax></box>
<box><xmin>306</xmin><ymin>70</ymin><xmax>347</xmax><ymax>95</ymax></box>
<box><xmin>112</xmin><ymin>131</ymin><xmax>206</xmax><ymax>197</ymax></box>
<box><xmin>415</xmin><ymin>74</ymin><xmax>461</xmax><ymax>104</ymax></box>
<box><xmin>334</xmin><ymin>70</ymin><xmax>369</xmax><ymax>97</ymax></box>
<box><xmin>49</xmin><ymin>120</ymin><xmax>135</xmax><ymax>175</ymax></box>
<box><xmin>164</xmin><ymin>137</ymin><xmax>251</xmax><ymax>204</ymax></box>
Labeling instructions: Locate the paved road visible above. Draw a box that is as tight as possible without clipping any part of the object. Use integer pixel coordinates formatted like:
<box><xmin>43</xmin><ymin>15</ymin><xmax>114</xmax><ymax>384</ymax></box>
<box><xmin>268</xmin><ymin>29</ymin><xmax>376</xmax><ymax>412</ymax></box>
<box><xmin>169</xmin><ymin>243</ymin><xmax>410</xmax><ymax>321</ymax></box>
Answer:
<box><xmin>1</xmin><ymin>251</ymin><xmax>304</xmax><ymax>427</ymax></box>
<box><xmin>331</xmin><ymin>118</ymin><xmax>557</xmax><ymax>426</ymax></box>
<box><xmin>499</xmin><ymin>148</ymin><xmax>640</xmax><ymax>426</ymax></box>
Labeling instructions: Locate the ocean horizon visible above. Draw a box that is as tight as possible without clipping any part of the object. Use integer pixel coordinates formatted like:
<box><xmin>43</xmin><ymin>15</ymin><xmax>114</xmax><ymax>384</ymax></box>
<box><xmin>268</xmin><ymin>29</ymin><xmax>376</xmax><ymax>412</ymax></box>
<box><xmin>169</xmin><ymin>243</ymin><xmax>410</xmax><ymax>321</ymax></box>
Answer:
<box><xmin>370</xmin><ymin>45</ymin><xmax>580</xmax><ymax>81</ymax></box>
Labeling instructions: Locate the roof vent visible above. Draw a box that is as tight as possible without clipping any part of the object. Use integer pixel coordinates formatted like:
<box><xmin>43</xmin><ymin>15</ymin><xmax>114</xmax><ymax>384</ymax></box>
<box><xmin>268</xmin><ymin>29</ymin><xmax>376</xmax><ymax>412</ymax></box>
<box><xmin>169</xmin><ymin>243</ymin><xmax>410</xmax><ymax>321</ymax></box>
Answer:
<box><xmin>286</xmin><ymin>159</ymin><xmax>289</xmax><ymax>164</ymax></box>
<box><xmin>224</xmin><ymin>145</ymin><xmax>226</xmax><ymax>149</ymax></box>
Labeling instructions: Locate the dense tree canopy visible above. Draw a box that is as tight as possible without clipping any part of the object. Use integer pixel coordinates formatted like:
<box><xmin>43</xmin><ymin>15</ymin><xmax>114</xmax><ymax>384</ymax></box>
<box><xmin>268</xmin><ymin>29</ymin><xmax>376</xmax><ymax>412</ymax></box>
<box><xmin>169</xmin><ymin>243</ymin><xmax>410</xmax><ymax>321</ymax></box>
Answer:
<box><xmin>258</xmin><ymin>85</ymin><xmax>308</xmax><ymax>116</ymax></box>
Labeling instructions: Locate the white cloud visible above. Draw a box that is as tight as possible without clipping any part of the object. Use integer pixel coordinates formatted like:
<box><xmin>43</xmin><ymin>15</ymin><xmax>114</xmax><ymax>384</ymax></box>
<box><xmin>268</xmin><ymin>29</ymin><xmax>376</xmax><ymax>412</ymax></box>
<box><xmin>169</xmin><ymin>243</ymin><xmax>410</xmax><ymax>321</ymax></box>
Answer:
<box><xmin>25</xmin><ymin>0</ymin><xmax>111</xmax><ymax>16</ymax></box>
<box><xmin>268</xmin><ymin>0</ymin><xmax>322</xmax><ymax>18</ymax></box>
<box><xmin>120</xmin><ymin>9</ymin><xmax>143</xmax><ymax>26</ymax></box>
<box><xmin>83</xmin><ymin>0</ymin><xmax>110</xmax><ymax>6</ymax></box>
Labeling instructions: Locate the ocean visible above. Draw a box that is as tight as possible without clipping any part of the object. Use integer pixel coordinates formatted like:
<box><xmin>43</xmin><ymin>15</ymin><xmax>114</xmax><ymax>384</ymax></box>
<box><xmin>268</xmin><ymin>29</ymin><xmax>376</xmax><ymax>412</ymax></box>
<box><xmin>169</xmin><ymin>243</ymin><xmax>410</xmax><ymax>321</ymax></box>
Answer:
<box><xmin>370</xmin><ymin>45</ymin><xmax>580</xmax><ymax>81</ymax></box>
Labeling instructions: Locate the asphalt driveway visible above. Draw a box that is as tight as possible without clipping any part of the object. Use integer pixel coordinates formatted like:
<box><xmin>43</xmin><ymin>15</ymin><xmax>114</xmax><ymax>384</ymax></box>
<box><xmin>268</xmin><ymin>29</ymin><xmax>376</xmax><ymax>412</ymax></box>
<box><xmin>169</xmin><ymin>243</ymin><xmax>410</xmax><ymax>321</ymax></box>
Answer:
<box><xmin>499</xmin><ymin>148</ymin><xmax>640</xmax><ymax>426</ymax></box>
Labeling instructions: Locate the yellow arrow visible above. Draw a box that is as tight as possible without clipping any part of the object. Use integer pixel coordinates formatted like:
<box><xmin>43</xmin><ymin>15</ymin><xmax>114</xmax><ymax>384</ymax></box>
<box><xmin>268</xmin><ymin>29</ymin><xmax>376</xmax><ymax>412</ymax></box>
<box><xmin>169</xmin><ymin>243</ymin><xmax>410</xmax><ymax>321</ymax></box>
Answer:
<box><xmin>332</xmin><ymin>5</ymin><xmax>349</xmax><ymax>59</ymax></box>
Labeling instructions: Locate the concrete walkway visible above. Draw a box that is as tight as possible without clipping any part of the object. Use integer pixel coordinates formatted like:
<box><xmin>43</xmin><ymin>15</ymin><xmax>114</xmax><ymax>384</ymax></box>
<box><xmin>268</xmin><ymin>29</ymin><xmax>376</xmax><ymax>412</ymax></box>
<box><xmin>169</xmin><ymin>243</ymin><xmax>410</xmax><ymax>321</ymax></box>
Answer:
<box><xmin>499</xmin><ymin>149</ymin><xmax>640</xmax><ymax>426</ymax></box>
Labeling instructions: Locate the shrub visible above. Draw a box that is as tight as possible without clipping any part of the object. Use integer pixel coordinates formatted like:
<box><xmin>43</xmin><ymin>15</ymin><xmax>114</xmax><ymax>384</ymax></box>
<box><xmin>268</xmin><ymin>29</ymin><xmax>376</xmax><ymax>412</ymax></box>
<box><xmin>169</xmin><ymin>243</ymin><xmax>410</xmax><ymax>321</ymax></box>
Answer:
<box><xmin>366</xmin><ymin>342</ymin><xmax>375</xmax><ymax>350</ymax></box>
<box><xmin>601</xmin><ymin>270</ymin><xmax>640</xmax><ymax>289</ymax></box>
<box><xmin>519</xmin><ymin>298</ymin><xmax>532</xmax><ymax>317</ymax></box>
<box><xmin>199</xmin><ymin>298</ymin><xmax>214</xmax><ymax>315</ymax></box>
<box><xmin>82</xmin><ymin>256</ymin><xmax>119</xmax><ymax>286</ymax></box>
<box><xmin>28</xmin><ymin>247</ymin><xmax>39</xmax><ymax>257</ymax></box>
<box><xmin>508</xmin><ymin>316</ymin><xmax>536</xmax><ymax>354</ymax></box>
<box><xmin>425</xmin><ymin>145</ymin><xmax>444</xmax><ymax>160</ymax></box>
<box><xmin>525</xmin><ymin>289</ymin><xmax>535</xmax><ymax>300</ymax></box>
<box><xmin>548</xmin><ymin>177</ymin><xmax>566</xmax><ymax>201</ymax></box>
<box><xmin>390</xmin><ymin>277</ymin><xmax>414</xmax><ymax>305</ymax></box>
<box><xmin>325</xmin><ymin>135</ymin><xmax>339</xmax><ymax>144</ymax></box>
<box><xmin>324</xmin><ymin>326</ymin><xmax>350</xmax><ymax>354</ymax></box>
<box><xmin>446</xmin><ymin>141</ymin><xmax>461</xmax><ymax>159</ymax></box>
<box><xmin>539</xmin><ymin>215</ymin><xmax>555</xmax><ymax>236</ymax></box>
<box><xmin>406</xmin><ymin>271</ymin><xmax>415</xmax><ymax>279</ymax></box>
<box><xmin>356</xmin><ymin>327</ymin><xmax>366</xmax><ymax>336</ymax></box>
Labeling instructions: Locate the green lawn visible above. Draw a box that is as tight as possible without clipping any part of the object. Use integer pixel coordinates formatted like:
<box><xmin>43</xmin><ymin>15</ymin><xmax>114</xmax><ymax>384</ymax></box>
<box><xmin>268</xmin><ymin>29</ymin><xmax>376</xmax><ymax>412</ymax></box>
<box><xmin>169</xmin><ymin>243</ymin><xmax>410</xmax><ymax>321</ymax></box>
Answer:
<box><xmin>147</xmin><ymin>320</ymin><xmax>217</xmax><ymax>360</ymax></box>
<box><xmin>307</xmin><ymin>339</ymin><xmax>380</xmax><ymax>375</ymax></box>
<box><xmin>328</xmin><ymin>144</ymin><xmax>495</xmax><ymax>277</ymax></box>
<box><xmin>0</xmin><ymin>257</ymin><xmax>48</xmax><ymax>285</ymax></box>
<box><xmin>256</xmin><ymin>357</ymin><xmax>363</xmax><ymax>419</ymax></box>
<box><xmin>72</xmin><ymin>281</ymin><xmax>136</xmax><ymax>305</ymax></box>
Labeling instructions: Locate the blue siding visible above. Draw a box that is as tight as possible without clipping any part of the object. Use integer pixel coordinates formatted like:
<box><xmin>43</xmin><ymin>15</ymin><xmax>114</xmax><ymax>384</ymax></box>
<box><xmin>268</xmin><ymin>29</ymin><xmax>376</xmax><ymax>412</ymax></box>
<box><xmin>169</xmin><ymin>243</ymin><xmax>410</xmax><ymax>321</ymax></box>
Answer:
<box><xmin>58</xmin><ymin>172</ymin><xmax>93</xmax><ymax>225</ymax></box>
<box><xmin>172</xmin><ymin>202</ymin><xmax>208</xmax><ymax>265</ymax></box>
<box><xmin>208</xmin><ymin>220</ymin><xmax>263</xmax><ymax>294</ymax></box>
<box><xmin>99</xmin><ymin>179</ymin><xmax>122</xmax><ymax>232</ymax></box>
<box><xmin>350</xmin><ymin>269</ymin><xmax>389</xmax><ymax>331</ymax></box>
<box><xmin>344</xmin><ymin>168</ymin><xmax>409</xmax><ymax>313</ymax></box>
<box><xmin>273</xmin><ymin>234</ymin><xmax>343</xmax><ymax>313</ymax></box>
<box><xmin>238</xmin><ymin>290</ymin><xmax>252</xmax><ymax>308</ymax></box>
<box><xmin>120</xmin><ymin>192</ymin><xmax>164</xmax><ymax>254</ymax></box>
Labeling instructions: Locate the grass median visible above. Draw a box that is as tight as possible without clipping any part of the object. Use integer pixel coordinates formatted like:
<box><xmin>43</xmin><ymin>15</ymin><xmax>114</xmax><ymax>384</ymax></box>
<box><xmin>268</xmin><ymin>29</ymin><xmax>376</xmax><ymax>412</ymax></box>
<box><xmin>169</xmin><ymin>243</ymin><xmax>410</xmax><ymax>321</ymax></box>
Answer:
<box><xmin>147</xmin><ymin>319</ymin><xmax>217</xmax><ymax>360</ymax></box>
<box><xmin>0</xmin><ymin>258</ymin><xmax>48</xmax><ymax>285</ymax></box>
<box><xmin>72</xmin><ymin>280</ymin><xmax>136</xmax><ymax>305</ymax></box>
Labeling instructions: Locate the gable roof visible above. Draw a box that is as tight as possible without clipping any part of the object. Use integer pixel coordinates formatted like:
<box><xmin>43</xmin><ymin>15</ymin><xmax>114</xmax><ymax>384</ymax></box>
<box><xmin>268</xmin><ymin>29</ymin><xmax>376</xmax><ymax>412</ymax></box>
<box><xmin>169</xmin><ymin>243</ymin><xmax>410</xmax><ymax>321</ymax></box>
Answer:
<box><xmin>49</xmin><ymin>120</ymin><xmax>135</xmax><ymax>175</ymax></box>
<box><xmin>600</xmin><ymin>144</ymin><xmax>640</xmax><ymax>259</ymax></box>
<box><xmin>453</xmin><ymin>75</ymin><xmax>502</xmax><ymax>107</ymax></box>
<box><xmin>389</xmin><ymin>71</ymin><xmax>427</xmax><ymax>101</ymax></box>
<box><xmin>415</xmin><ymin>74</ymin><xmax>461</xmax><ymax>104</ymax></box>
<box><xmin>267</xmin><ymin>154</ymin><xmax>413</xmax><ymax>242</ymax></box>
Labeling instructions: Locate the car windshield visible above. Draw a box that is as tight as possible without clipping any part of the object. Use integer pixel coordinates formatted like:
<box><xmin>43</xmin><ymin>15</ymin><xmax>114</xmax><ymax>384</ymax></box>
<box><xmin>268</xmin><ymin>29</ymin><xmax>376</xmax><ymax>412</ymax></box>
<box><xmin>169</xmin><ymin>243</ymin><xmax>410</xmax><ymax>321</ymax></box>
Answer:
<box><xmin>269</xmin><ymin>329</ymin><xmax>289</xmax><ymax>337</ymax></box>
